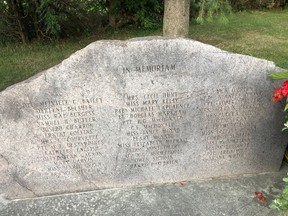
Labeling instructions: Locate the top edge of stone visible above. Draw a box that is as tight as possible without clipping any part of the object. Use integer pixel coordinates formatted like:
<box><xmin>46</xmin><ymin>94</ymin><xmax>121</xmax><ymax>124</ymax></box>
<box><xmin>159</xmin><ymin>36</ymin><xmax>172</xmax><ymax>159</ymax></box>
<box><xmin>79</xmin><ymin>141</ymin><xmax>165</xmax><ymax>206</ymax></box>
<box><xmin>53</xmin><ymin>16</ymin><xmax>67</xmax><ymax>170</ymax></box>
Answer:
<box><xmin>89</xmin><ymin>36</ymin><xmax>282</xmax><ymax>68</ymax></box>
<box><xmin>0</xmin><ymin>36</ymin><xmax>284</xmax><ymax>93</ymax></box>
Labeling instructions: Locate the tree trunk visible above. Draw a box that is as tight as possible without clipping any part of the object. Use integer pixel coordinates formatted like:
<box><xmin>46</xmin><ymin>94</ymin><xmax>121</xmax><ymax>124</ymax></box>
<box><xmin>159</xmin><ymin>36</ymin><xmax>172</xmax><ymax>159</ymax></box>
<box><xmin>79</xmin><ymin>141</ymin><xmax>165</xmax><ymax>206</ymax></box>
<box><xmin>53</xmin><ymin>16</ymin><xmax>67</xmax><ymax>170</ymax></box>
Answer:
<box><xmin>109</xmin><ymin>0</ymin><xmax>117</xmax><ymax>28</ymax></box>
<box><xmin>163</xmin><ymin>0</ymin><xmax>190</xmax><ymax>37</ymax></box>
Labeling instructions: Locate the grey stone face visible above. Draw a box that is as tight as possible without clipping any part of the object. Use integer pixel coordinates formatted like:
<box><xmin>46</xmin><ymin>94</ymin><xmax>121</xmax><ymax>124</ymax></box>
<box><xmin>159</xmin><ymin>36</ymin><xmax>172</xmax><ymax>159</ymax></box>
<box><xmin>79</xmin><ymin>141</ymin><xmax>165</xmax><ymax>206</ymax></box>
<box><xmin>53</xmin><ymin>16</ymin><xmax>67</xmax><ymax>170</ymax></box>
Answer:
<box><xmin>0</xmin><ymin>37</ymin><xmax>287</xmax><ymax>200</ymax></box>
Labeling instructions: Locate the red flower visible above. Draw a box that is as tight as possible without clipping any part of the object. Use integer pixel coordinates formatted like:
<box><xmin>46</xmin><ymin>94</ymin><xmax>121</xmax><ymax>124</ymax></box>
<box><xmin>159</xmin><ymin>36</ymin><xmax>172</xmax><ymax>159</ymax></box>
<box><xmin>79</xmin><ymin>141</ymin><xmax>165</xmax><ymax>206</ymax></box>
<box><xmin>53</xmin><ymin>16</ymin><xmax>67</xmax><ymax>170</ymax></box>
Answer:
<box><xmin>282</xmin><ymin>82</ymin><xmax>288</xmax><ymax>96</ymax></box>
<box><xmin>273</xmin><ymin>87</ymin><xmax>284</xmax><ymax>102</ymax></box>
<box><xmin>255</xmin><ymin>191</ymin><xmax>266</xmax><ymax>202</ymax></box>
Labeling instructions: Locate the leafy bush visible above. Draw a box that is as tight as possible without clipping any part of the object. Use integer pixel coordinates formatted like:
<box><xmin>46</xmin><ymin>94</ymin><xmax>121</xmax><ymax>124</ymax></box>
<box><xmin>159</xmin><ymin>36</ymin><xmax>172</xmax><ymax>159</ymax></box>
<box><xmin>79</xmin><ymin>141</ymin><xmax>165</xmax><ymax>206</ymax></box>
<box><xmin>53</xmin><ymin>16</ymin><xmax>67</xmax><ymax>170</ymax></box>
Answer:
<box><xmin>191</xmin><ymin>0</ymin><xmax>232</xmax><ymax>24</ymax></box>
<box><xmin>0</xmin><ymin>0</ymin><xmax>108</xmax><ymax>43</ymax></box>
<box><xmin>110</xmin><ymin>0</ymin><xmax>163</xmax><ymax>29</ymax></box>
<box><xmin>270</xmin><ymin>176</ymin><xmax>288</xmax><ymax>213</ymax></box>
<box><xmin>230</xmin><ymin>0</ymin><xmax>287</xmax><ymax>10</ymax></box>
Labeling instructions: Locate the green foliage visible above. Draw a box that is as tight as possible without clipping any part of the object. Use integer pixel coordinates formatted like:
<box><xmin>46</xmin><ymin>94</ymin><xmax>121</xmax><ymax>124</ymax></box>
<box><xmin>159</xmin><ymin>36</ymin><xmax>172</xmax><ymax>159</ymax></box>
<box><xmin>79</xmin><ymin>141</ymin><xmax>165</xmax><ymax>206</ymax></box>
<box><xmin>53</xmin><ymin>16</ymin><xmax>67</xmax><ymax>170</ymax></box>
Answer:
<box><xmin>38</xmin><ymin>0</ymin><xmax>67</xmax><ymax>38</ymax></box>
<box><xmin>0</xmin><ymin>0</ymin><xmax>108</xmax><ymax>43</ymax></box>
<box><xmin>193</xmin><ymin>0</ymin><xmax>232</xmax><ymax>24</ymax></box>
<box><xmin>0</xmin><ymin>1</ymin><xmax>15</xmax><ymax>43</ymax></box>
<box><xmin>112</xmin><ymin>0</ymin><xmax>163</xmax><ymax>29</ymax></box>
<box><xmin>0</xmin><ymin>0</ymin><xmax>162</xmax><ymax>43</ymax></box>
<box><xmin>37</xmin><ymin>0</ymin><xmax>104</xmax><ymax>39</ymax></box>
<box><xmin>84</xmin><ymin>0</ymin><xmax>107</xmax><ymax>14</ymax></box>
<box><xmin>1</xmin><ymin>0</ymin><xmax>287</xmax><ymax>43</ymax></box>
<box><xmin>0</xmin><ymin>1</ymin><xmax>19</xmax><ymax>44</ymax></box>
<box><xmin>269</xmin><ymin>71</ymin><xmax>288</xmax><ymax>80</ymax></box>
<box><xmin>270</xmin><ymin>176</ymin><xmax>288</xmax><ymax>213</ymax></box>
<box><xmin>230</xmin><ymin>0</ymin><xmax>288</xmax><ymax>11</ymax></box>
<box><xmin>283</xmin><ymin>113</ymin><xmax>288</xmax><ymax>131</ymax></box>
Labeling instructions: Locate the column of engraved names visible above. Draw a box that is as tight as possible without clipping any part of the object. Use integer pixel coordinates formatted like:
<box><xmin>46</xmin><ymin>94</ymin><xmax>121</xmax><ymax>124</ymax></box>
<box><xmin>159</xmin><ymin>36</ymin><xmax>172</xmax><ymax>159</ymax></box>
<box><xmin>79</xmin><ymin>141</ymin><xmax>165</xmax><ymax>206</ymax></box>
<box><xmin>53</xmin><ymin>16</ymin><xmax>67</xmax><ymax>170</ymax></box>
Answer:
<box><xmin>199</xmin><ymin>87</ymin><xmax>262</xmax><ymax>162</ymax></box>
<box><xmin>26</xmin><ymin>98</ymin><xmax>106</xmax><ymax>177</ymax></box>
<box><xmin>116</xmin><ymin>91</ymin><xmax>190</xmax><ymax>169</ymax></box>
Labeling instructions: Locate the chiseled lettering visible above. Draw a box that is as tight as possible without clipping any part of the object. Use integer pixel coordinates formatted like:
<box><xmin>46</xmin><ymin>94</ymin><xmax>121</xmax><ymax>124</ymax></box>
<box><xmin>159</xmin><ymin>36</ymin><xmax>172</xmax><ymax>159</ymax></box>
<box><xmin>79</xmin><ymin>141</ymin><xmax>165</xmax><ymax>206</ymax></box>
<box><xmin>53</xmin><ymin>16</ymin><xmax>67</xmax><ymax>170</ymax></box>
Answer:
<box><xmin>136</xmin><ymin>64</ymin><xmax>176</xmax><ymax>73</ymax></box>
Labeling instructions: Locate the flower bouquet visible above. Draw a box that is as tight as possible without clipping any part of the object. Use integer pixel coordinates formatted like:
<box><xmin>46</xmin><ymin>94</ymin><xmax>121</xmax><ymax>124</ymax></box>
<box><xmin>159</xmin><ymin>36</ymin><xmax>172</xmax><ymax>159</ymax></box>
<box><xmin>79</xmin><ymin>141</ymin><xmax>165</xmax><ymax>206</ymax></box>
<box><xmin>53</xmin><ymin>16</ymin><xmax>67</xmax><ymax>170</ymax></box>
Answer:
<box><xmin>269</xmin><ymin>71</ymin><xmax>288</xmax><ymax>131</ymax></box>
<box><xmin>269</xmin><ymin>71</ymin><xmax>288</xmax><ymax>213</ymax></box>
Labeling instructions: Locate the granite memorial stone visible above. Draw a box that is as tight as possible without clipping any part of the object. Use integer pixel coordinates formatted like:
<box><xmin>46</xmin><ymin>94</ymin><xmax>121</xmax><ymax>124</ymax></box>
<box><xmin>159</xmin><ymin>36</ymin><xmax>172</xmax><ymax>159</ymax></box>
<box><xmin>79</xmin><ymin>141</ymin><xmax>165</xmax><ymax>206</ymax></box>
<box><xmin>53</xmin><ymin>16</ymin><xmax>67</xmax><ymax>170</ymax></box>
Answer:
<box><xmin>0</xmin><ymin>37</ymin><xmax>287</xmax><ymax>200</ymax></box>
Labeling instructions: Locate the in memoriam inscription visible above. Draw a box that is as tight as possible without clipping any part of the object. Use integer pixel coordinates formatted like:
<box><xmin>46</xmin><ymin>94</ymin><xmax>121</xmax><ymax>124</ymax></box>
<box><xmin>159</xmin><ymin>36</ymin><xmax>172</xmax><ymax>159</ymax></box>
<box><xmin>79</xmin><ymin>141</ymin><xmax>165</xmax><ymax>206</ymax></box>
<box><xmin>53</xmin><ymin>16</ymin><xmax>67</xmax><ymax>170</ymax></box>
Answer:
<box><xmin>0</xmin><ymin>37</ymin><xmax>287</xmax><ymax>200</ymax></box>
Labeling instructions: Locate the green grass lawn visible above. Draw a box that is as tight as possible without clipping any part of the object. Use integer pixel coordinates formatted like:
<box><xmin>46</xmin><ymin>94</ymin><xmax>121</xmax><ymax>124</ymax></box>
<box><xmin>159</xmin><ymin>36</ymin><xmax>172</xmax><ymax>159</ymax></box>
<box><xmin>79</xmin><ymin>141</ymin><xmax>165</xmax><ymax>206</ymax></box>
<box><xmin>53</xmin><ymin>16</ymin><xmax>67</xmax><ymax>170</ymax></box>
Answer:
<box><xmin>1</xmin><ymin>9</ymin><xmax>288</xmax><ymax>91</ymax></box>
<box><xmin>190</xmin><ymin>10</ymin><xmax>288</xmax><ymax>68</ymax></box>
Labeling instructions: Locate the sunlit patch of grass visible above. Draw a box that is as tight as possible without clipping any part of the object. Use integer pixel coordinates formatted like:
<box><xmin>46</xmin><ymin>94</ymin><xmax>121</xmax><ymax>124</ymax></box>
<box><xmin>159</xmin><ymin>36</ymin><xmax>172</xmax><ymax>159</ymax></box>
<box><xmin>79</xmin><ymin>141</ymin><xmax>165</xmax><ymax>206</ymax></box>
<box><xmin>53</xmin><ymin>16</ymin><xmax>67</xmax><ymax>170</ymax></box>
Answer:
<box><xmin>189</xmin><ymin>10</ymin><xmax>288</xmax><ymax>68</ymax></box>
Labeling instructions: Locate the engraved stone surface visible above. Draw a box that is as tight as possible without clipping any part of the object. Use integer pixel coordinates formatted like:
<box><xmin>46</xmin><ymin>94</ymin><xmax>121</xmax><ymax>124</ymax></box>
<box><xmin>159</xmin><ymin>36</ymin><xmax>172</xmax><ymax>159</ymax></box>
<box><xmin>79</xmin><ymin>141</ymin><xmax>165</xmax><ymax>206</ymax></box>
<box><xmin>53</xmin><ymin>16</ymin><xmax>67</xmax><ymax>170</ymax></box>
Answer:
<box><xmin>0</xmin><ymin>37</ymin><xmax>287</xmax><ymax>200</ymax></box>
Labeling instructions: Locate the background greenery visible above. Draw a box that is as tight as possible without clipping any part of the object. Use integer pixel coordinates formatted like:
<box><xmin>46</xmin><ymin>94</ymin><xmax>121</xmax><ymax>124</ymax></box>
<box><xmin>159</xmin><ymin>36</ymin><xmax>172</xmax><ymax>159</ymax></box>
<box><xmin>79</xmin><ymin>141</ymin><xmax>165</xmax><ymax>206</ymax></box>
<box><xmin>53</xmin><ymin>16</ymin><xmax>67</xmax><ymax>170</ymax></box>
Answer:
<box><xmin>1</xmin><ymin>0</ymin><xmax>288</xmax><ymax>91</ymax></box>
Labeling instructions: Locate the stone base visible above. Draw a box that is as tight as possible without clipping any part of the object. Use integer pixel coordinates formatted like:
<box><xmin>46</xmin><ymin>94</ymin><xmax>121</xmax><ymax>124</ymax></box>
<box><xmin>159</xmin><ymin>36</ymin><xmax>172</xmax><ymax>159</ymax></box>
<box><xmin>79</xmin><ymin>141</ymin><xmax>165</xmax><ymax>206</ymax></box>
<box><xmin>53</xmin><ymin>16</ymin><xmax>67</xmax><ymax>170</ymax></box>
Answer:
<box><xmin>1</xmin><ymin>162</ymin><xmax>288</xmax><ymax>216</ymax></box>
